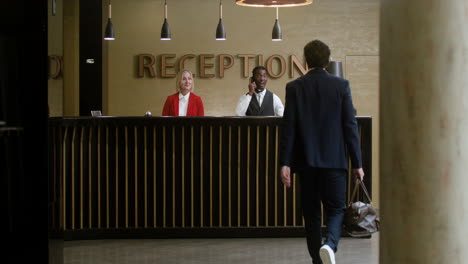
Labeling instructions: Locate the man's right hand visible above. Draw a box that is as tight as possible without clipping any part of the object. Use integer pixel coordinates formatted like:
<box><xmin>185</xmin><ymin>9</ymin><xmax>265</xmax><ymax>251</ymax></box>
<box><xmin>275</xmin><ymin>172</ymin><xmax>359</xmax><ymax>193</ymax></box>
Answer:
<box><xmin>352</xmin><ymin>168</ymin><xmax>365</xmax><ymax>181</ymax></box>
<box><xmin>280</xmin><ymin>166</ymin><xmax>291</xmax><ymax>188</ymax></box>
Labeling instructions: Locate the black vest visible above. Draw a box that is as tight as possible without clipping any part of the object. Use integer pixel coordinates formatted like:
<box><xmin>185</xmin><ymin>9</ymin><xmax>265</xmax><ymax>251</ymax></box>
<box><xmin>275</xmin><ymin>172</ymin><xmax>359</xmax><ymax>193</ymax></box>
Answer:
<box><xmin>246</xmin><ymin>90</ymin><xmax>275</xmax><ymax>116</ymax></box>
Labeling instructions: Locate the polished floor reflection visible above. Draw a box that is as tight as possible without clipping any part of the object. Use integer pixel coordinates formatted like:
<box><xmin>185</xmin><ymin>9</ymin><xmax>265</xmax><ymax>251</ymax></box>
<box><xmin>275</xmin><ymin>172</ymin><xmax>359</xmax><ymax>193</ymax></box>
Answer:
<box><xmin>65</xmin><ymin>234</ymin><xmax>379</xmax><ymax>264</ymax></box>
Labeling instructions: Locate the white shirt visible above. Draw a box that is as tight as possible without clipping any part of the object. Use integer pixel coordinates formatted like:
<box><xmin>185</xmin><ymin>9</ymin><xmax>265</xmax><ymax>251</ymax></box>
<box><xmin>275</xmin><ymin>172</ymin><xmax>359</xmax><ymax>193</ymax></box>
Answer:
<box><xmin>235</xmin><ymin>89</ymin><xmax>284</xmax><ymax>116</ymax></box>
<box><xmin>178</xmin><ymin>92</ymin><xmax>190</xmax><ymax>116</ymax></box>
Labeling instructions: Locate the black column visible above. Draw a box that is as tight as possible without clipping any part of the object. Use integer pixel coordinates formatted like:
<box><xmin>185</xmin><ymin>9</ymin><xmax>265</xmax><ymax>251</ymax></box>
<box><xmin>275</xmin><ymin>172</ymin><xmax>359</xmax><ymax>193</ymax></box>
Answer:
<box><xmin>79</xmin><ymin>0</ymin><xmax>102</xmax><ymax>116</ymax></box>
<box><xmin>0</xmin><ymin>0</ymin><xmax>49</xmax><ymax>263</ymax></box>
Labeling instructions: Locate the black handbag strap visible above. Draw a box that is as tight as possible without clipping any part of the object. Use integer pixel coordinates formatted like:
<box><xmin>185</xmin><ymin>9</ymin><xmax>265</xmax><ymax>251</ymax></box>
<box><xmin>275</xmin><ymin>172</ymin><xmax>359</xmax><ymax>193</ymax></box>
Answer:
<box><xmin>348</xmin><ymin>179</ymin><xmax>374</xmax><ymax>207</ymax></box>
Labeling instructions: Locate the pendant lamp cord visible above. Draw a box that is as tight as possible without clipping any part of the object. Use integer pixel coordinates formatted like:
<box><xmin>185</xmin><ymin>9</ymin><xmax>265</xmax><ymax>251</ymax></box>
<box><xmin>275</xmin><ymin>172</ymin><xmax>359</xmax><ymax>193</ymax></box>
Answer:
<box><xmin>219</xmin><ymin>0</ymin><xmax>223</xmax><ymax>19</ymax></box>
<box><xmin>108</xmin><ymin>0</ymin><xmax>112</xmax><ymax>19</ymax></box>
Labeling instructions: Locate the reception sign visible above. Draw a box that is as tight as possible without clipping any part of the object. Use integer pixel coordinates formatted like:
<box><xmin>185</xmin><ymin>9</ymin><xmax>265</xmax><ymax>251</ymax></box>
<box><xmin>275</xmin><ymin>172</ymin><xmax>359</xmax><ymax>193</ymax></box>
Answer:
<box><xmin>137</xmin><ymin>54</ymin><xmax>308</xmax><ymax>79</ymax></box>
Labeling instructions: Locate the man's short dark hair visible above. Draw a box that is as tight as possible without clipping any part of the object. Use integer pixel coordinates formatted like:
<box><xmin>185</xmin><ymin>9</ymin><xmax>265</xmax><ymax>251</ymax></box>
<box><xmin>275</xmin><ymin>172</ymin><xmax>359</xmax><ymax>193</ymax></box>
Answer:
<box><xmin>304</xmin><ymin>40</ymin><xmax>330</xmax><ymax>69</ymax></box>
<box><xmin>252</xmin><ymin>65</ymin><xmax>267</xmax><ymax>76</ymax></box>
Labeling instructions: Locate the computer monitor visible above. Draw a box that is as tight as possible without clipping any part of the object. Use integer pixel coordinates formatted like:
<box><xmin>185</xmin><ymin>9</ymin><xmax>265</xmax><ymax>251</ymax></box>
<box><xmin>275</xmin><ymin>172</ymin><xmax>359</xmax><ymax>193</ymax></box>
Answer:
<box><xmin>91</xmin><ymin>110</ymin><xmax>102</xmax><ymax>117</ymax></box>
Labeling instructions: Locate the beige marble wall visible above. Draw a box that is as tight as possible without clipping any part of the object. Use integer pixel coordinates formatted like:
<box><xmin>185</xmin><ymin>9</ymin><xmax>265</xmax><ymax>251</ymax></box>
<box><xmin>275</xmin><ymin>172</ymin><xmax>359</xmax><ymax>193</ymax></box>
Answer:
<box><xmin>50</xmin><ymin>0</ymin><xmax>380</xmax><ymax>203</ymax></box>
<box><xmin>62</xmin><ymin>0</ymin><xmax>80</xmax><ymax>116</ymax></box>
<box><xmin>103</xmin><ymin>0</ymin><xmax>380</xmax><ymax>203</ymax></box>
<box><xmin>104</xmin><ymin>0</ymin><xmax>379</xmax><ymax>115</ymax></box>
<box><xmin>48</xmin><ymin>0</ymin><xmax>63</xmax><ymax>116</ymax></box>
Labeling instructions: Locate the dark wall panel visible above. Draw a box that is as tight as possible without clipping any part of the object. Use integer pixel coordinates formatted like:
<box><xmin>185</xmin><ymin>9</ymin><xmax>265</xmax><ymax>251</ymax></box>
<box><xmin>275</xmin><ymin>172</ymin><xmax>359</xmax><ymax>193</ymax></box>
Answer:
<box><xmin>1</xmin><ymin>0</ymin><xmax>50</xmax><ymax>262</ymax></box>
<box><xmin>79</xmin><ymin>0</ymin><xmax>102</xmax><ymax>116</ymax></box>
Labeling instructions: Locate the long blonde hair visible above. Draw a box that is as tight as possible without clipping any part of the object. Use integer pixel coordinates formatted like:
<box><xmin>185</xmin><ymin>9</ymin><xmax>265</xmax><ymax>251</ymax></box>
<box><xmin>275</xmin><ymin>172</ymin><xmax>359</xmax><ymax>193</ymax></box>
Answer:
<box><xmin>175</xmin><ymin>69</ymin><xmax>195</xmax><ymax>93</ymax></box>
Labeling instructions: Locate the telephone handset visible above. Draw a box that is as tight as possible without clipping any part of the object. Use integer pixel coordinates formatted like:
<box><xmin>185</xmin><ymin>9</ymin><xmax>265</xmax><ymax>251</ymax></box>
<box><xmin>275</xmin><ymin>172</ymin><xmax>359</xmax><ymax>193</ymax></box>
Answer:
<box><xmin>250</xmin><ymin>77</ymin><xmax>262</xmax><ymax>93</ymax></box>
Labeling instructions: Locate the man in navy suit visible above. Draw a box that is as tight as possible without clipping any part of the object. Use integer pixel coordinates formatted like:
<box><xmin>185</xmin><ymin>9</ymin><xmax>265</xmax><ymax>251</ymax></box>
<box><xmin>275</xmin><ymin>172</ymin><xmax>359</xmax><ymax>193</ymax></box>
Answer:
<box><xmin>279</xmin><ymin>39</ymin><xmax>364</xmax><ymax>264</ymax></box>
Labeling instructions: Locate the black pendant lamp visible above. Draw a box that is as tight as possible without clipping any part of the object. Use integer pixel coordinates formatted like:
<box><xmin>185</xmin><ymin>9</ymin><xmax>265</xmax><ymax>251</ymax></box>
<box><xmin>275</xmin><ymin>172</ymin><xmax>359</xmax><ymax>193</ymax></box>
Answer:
<box><xmin>104</xmin><ymin>0</ymin><xmax>115</xmax><ymax>40</ymax></box>
<box><xmin>326</xmin><ymin>61</ymin><xmax>344</xmax><ymax>78</ymax></box>
<box><xmin>216</xmin><ymin>0</ymin><xmax>226</xmax><ymax>40</ymax></box>
<box><xmin>272</xmin><ymin>7</ymin><xmax>282</xmax><ymax>41</ymax></box>
<box><xmin>236</xmin><ymin>0</ymin><xmax>313</xmax><ymax>7</ymax></box>
<box><xmin>161</xmin><ymin>0</ymin><xmax>171</xmax><ymax>40</ymax></box>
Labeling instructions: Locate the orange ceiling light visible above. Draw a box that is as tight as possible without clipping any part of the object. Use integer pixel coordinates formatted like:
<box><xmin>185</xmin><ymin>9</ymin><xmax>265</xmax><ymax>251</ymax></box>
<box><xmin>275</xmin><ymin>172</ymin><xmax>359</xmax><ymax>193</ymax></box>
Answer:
<box><xmin>235</xmin><ymin>0</ymin><xmax>312</xmax><ymax>7</ymax></box>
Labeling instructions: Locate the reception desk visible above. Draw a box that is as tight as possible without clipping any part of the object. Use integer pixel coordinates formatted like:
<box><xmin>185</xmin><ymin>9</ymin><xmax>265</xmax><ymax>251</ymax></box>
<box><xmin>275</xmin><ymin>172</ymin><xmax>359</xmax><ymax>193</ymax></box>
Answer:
<box><xmin>48</xmin><ymin>116</ymin><xmax>372</xmax><ymax>239</ymax></box>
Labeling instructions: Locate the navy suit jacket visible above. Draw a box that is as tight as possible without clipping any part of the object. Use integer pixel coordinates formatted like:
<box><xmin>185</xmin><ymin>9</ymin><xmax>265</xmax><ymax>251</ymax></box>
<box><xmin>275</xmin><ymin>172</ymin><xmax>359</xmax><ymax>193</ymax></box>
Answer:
<box><xmin>279</xmin><ymin>68</ymin><xmax>362</xmax><ymax>173</ymax></box>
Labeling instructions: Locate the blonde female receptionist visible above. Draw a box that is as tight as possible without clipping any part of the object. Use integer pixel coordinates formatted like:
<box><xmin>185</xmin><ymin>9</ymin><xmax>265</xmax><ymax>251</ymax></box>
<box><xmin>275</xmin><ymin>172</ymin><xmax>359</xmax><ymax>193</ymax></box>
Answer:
<box><xmin>162</xmin><ymin>69</ymin><xmax>204</xmax><ymax>116</ymax></box>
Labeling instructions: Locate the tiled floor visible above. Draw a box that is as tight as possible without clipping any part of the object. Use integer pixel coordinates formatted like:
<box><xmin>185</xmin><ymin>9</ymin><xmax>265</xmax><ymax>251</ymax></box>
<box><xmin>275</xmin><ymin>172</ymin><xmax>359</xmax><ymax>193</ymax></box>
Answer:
<box><xmin>64</xmin><ymin>234</ymin><xmax>379</xmax><ymax>264</ymax></box>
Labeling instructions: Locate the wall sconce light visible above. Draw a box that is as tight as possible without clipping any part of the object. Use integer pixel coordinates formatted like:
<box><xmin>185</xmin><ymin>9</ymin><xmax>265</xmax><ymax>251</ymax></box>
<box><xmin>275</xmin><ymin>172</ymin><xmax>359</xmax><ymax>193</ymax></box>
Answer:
<box><xmin>272</xmin><ymin>7</ymin><xmax>282</xmax><ymax>41</ymax></box>
<box><xmin>216</xmin><ymin>0</ymin><xmax>226</xmax><ymax>40</ymax></box>
<box><xmin>104</xmin><ymin>0</ymin><xmax>115</xmax><ymax>40</ymax></box>
<box><xmin>326</xmin><ymin>61</ymin><xmax>344</xmax><ymax>78</ymax></box>
<box><xmin>160</xmin><ymin>0</ymin><xmax>171</xmax><ymax>40</ymax></box>
<box><xmin>236</xmin><ymin>0</ymin><xmax>313</xmax><ymax>7</ymax></box>
<box><xmin>52</xmin><ymin>0</ymin><xmax>56</xmax><ymax>16</ymax></box>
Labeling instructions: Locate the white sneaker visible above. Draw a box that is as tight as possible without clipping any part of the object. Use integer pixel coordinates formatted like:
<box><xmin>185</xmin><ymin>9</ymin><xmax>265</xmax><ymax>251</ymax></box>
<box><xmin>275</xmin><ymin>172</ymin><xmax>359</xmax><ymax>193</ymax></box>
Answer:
<box><xmin>319</xmin><ymin>244</ymin><xmax>336</xmax><ymax>264</ymax></box>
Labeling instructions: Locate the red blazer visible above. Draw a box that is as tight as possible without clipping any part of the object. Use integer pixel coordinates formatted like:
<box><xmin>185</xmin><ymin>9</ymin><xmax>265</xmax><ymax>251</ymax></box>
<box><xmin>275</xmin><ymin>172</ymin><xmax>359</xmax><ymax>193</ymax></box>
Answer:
<box><xmin>162</xmin><ymin>92</ymin><xmax>204</xmax><ymax>116</ymax></box>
